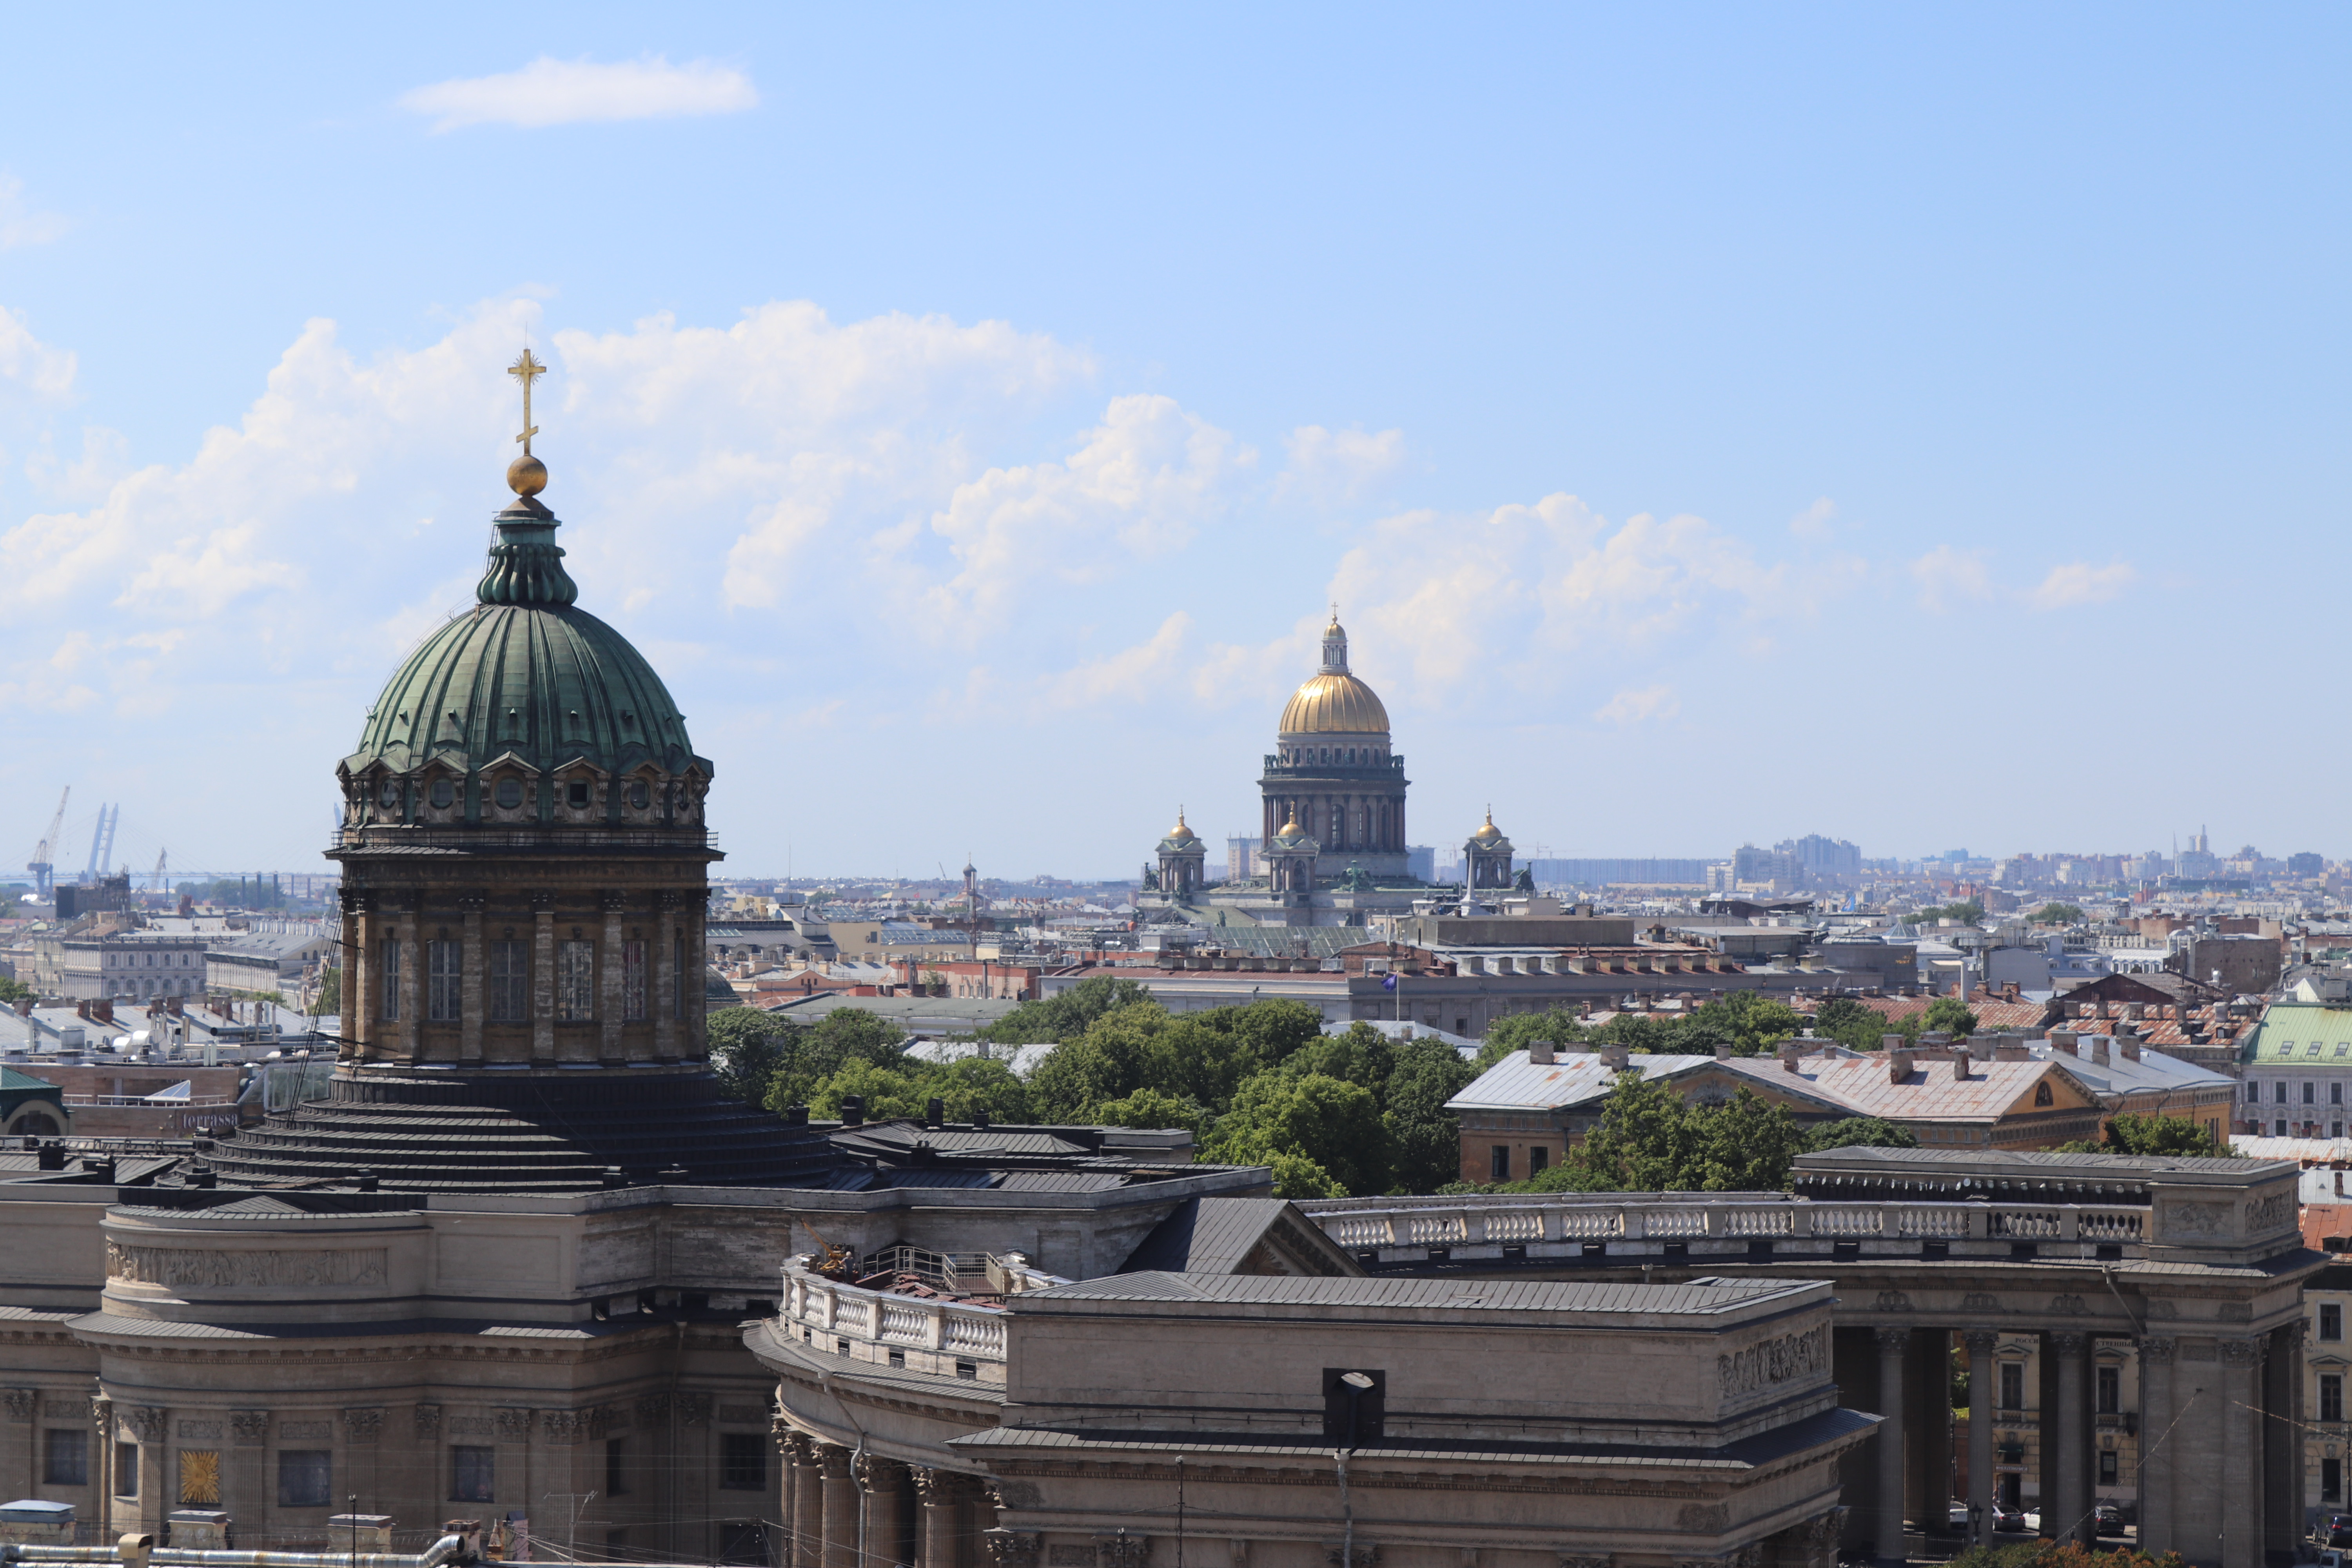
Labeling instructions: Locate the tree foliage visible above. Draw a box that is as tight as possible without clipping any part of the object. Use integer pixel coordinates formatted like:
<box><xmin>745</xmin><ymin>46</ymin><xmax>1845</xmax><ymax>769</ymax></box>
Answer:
<box><xmin>2056</xmin><ymin>1113</ymin><xmax>2227</xmax><ymax>1157</ymax></box>
<box><xmin>1477</xmin><ymin>991</ymin><xmax>1804</xmax><ymax>1067</ymax></box>
<box><xmin>978</xmin><ymin>976</ymin><xmax>1158</xmax><ymax>1043</ymax></box>
<box><xmin>1922</xmin><ymin>996</ymin><xmax>1980</xmax><ymax>1036</ymax></box>
<box><xmin>1913</xmin><ymin>900</ymin><xmax>1985</xmax><ymax>926</ymax></box>
<box><xmin>2032</xmin><ymin>903</ymin><xmax>2087</xmax><ymax>925</ymax></box>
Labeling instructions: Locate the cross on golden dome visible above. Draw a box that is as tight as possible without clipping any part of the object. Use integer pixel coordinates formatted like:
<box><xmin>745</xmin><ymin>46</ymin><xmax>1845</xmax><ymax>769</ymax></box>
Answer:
<box><xmin>505</xmin><ymin>348</ymin><xmax>551</xmax><ymax>499</ymax></box>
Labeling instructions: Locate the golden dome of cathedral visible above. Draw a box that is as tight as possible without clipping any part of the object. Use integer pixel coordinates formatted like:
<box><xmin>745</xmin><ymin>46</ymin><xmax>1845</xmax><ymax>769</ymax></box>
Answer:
<box><xmin>1471</xmin><ymin>810</ymin><xmax>1503</xmax><ymax>845</ymax></box>
<box><xmin>1277</xmin><ymin>614</ymin><xmax>1390</xmax><ymax>735</ymax></box>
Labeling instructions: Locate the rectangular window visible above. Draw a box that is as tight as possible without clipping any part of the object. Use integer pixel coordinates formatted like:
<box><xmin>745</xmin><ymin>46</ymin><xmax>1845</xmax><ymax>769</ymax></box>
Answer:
<box><xmin>718</xmin><ymin>1433</ymin><xmax>766</xmax><ymax>1492</ymax></box>
<box><xmin>380</xmin><ymin>938</ymin><xmax>403</xmax><ymax>1022</ymax></box>
<box><xmin>2096</xmin><ymin>1364</ymin><xmax>2119</xmax><ymax>1414</ymax></box>
<box><xmin>277</xmin><ymin>1449</ymin><xmax>331</xmax><ymax>1508</ymax></box>
<box><xmin>2278</xmin><ymin>1119</ymin><xmax>2290</xmax><ymax>1137</ymax></box>
<box><xmin>2324</xmin><ymin>1303</ymin><xmax>2343</xmax><ymax>1342</ymax></box>
<box><xmin>427</xmin><ymin>939</ymin><xmax>461</xmax><ymax>1022</ymax></box>
<box><xmin>1490</xmin><ymin>1144</ymin><xmax>1510</xmax><ymax>1181</ymax></box>
<box><xmin>557</xmin><ymin>940</ymin><xmax>595</xmax><ymax>1021</ymax></box>
<box><xmin>2247</xmin><ymin>1080</ymin><xmax>2260</xmax><ymax>1103</ymax></box>
<box><xmin>2336</xmin><ymin>1083</ymin><xmax>2345</xmax><ymax>1106</ymax></box>
<box><xmin>622</xmin><ymin>940</ymin><xmax>647</xmax><ymax>1022</ymax></box>
<box><xmin>488</xmin><ymin>940</ymin><xmax>528</xmax><ymax>1022</ymax></box>
<box><xmin>604</xmin><ymin>1437</ymin><xmax>628</xmax><ymax>1497</ymax></box>
<box><xmin>2278</xmin><ymin>1082</ymin><xmax>2290</xmax><ymax>1103</ymax></box>
<box><xmin>114</xmin><ymin>1443</ymin><xmax>137</xmax><ymax>1497</ymax></box>
<box><xmin>2308</xmin><ymin>1082</ymin><xmax>2318</xmax><ymax>1105</ymax></box>
<box><xmin>2098</xmin><ymin>1448</ymin><xmax>2118</xmax><ymax>1485</ymax></box>
<box><xmin>2326</xmin><ymin>1374</ymin><xmax>2345</xmax><ymax>1424</ymax></box>
<box><xmin>450</xmin><ymin>1446</ymin><xmax>495</xmax><ymax>1503</ymax></box>
<box><xmin>1528</xmin><ymin>1145</ymin><xmax>1548</xmax><ymax>1176</ymax></box>
<box><xmin>2330</xmin><ymin>1457</ymin><xmax>2345</xmax><ymax>1504</ymax></box>
<box><xmin>44</xmin><ymin>1429</ymin><xmax>86</xmax><ymax>1486</ymax></box>
<box><xmin>1998</xmin><ymin>1362</ymin><xmax>2023</xmax><ymax>1411</ymax></box>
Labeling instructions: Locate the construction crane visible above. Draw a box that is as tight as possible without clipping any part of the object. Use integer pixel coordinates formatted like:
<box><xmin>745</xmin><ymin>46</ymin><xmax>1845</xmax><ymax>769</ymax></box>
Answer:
<box><xmin>82</xmin><ymin>804</ymin><xmax>117</xmax><ymax>883</ymax></box>
<box><xmin>26</xmin><ymin>786</ymin><xmax>67</xmax><ymax>898</ymax></box>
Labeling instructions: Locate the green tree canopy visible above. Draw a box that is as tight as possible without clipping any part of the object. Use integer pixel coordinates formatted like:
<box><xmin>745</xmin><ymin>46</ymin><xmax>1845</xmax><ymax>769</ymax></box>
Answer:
<box><xmin>2031</xmin><ymin>903</ymin><xmax>2087</xmax><ymax>925</ymax></box>
<box><xmin>1497</xmin><ymin>1073</ymin><xmax>1812</xmax><ymax>1194</ymax></box>
<box><xmin>1381</xmin><ymin>1038</ymin><xmax>1481</xmax><ymax>1194</ymax></box>
<box><xmin>1804</xmin><ymin>1116</ymin><xmax>1920</xmax><ymax>1152</ymax></box>
<box><xmin>978</xmin><ymin>976</ymin><xmax>1158</xmax><ymax>1043</ymax></box>
<box><xmin>1921</xmin><ymin>997</ymin><xmax>1980</xmax><ymax>1036</ymax></box>
<box><xmin>2056</xmin><ymin>1113</ymin><xmax>2226</xmax><ymax>1157</ymax></box>
<box><xmin>1913</xmin><ymin>901</ymin><xmax>1985</xmax><ymax>926</ymax></box>
<box><xmin>1205</xmin><ymin>1071</ymin><xmax>1393</xmax><ymax>1197</ymax></box>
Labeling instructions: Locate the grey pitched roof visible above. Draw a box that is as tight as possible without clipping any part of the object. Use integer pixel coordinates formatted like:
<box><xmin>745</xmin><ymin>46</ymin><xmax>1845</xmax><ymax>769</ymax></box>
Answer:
<box><xmin>1119</xmin><ymin>1196</ymin><xmax>1362</xmax><ymax>1277</ymax></box>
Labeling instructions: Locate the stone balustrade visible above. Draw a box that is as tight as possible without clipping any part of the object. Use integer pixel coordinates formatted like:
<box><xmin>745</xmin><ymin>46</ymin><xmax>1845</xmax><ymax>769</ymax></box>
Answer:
<box><xmin>1303</xmin><ymin>1193</ymin><xmax>2152</xmax><ymax>1261</ymax></box>
<box><xmin>780</xmin><ymin>1256</ymin><xmax>1009</xmax><ymax>1381</ymax></box>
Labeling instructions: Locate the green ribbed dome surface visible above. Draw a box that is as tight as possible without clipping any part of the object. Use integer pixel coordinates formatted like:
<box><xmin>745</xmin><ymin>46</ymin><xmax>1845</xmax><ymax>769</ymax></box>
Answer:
<box><xmin>341</xmin><ymin>502</ymin><xmax>710</xmax><ymax>782</ymax></box>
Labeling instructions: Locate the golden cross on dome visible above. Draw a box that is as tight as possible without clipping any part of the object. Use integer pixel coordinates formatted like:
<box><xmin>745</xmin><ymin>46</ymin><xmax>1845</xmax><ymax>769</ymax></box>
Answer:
<box><xmin>508</xmin><ymin>348</ymin><xmax>548</xmax><ymax>455</ymax></box>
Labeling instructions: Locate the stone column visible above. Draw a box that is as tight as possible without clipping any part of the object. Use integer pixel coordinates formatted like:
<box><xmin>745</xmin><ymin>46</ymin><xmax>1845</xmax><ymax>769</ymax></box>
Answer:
<box><xmin>1965</xmin><ymin>1329</ymin><xmax>1998</xmax><ymax>1544</ymax></box>
<box><xmin>819</xmin><ymin>1444</ymin><xmax>857</xmax><ymax>1568</ymax></box>
<box><xmin>855</xmin><ymin>1453</ymin><xmax>906</xmax><ymax>1568</ymax></box>
<box><xmin>913</xmin><ymin>1468</ymin><xmax>959</xmax><ymax>1568</ymax></box>
<box><xmin>2223</xmin><ymin>1336</ymin><xmax>2263</xmax><ymax>1568</ymax></box>
<box><xmin>784</xmin><ymin>1435</ymin><xmax>823</xmax><ymax>1568</ymax></box>
<box><xmin>2052</xmin><ymin>1332</ymin><xmax>2089</xmax><ymax>1545</ymax></box>
<box><xmin>653</xmin><ymin>891</ymin><xmax>679</xmax><ymax>1061</ymax></box>
<box><xmin>531</xmin><ymin>892</ymin><xmax>555</xmax><ymax>1063</ymax></box>
<box><xmin>2266</xmin><ymin>1321</ymin><xmax>2301</xmax><ymax>1564</ymax></box>
<box><xmin>90</xmin><ymin>1394</ymin><xmax>113</xmax><ymax>1540</ymax></box>
<box><xmin>598</xmin><ymin>891</ymin><xmax>626</xmax><ymax>1064</ymax></box>
<box><xmin>398</xmin><ymin>896</ymin><xmax>423</xmax><ymax>1059</ymax></box>
<box><xmin>2138</xmin><ymin>1336</ymin><xmax>2176</xmax><ymax>1551</ymax></box>
<box><xmin>1875</xmin><ymin>1325</ymin><xmax>1909</xmax><ymax>1565</ymax></box>
<box><xmin>347</xmin><ymin>893</ymin><xmax>374</xmax><ymax>1059</ymax></box>
<box><xmin>459</xmin><ymin>894</ymin><xmax>485</xmax><ymax>1064</ymax></box>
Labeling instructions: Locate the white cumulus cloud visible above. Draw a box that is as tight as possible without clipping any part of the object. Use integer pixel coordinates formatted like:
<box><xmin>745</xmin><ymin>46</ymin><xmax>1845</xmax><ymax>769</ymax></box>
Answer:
<box><xmin>399</xmin><ymin>56</ymin><xmax>759</xmax><ymax>132</ymax></box>
<box><xmin>1278</xmin><ymin>424</ymin><xmax>1405</xmax><ymax>507</ymax></box>
<box><xmin>1909</xmin><ymin>544</ymin><xmax>1992</xmax><ymax>613</ymax></box>
<box><xmin>0</xmin><ymin>306</ymin><xmax>76</xmax><ymax>400</ymax></box>
<box><xmin>2029</xmin><ymin>560</ymin><xmax>2136</xmax><ymax>610</ymax></box>
<box><xmin>1595</xmin><ymin>684</ymin><xmax>1679</xmax><ymax>726</ymax></box>
<box><xmin>0</xmin><ymin>174</ymin><xmax>68</xmax><ymax>251</ymax></box>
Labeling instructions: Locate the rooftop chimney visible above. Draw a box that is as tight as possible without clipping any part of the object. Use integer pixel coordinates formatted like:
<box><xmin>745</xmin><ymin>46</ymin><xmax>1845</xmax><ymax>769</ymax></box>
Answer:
<box><xmin>2118</xmin><ymin>1034</ymin><xmax>2141</xmax><ymax>1063</ymax></box>
<box><xmin>1881</xmin><ymin>1033</ymin><xmax>1907</xmax><ymax>1054</ymax></box>
<box><xmin>1889</xmin><ymin>1047</ymin><xmax>1916</xmax><ymax>1083</ymax></box>
<box><xmin>1779</xmin><ymin>1042</ymin><xmax>1803</xmax><ymax>1073</ymax></box>
<box><xmin>2092</xmin><ymin>1036</ymin><xmax>2111</xmax><ymax>1066</ymax></box>
<box><xmin>1951</xmin><ymin>1044</ymin><xmax>1972</xmax><ymax>1080</ymax></box>
<box><xmin>1599</xmin><ymin>1043</ymin><xmax>1631</xmax><ymax>1072</ymax></box>
<box><xmin>1713</xmin><ymin>1045</ymin><xmax>1734</xmax><ymax>1061</ymax></box>
<box><xmin>1968</xmin><ymin>1032</ymin><xmax>1994</xmax><ymax>1062</ymax></box>
<box><xmin>839</xmin><ymin>1095</ymin><xmax>865</xmax><ymax>1128</ymax></box>
<box><xmin>2050</xmin><ymin>1028</ymin><xmax>2077</xmax><ymax>1058</ymax></box>
<box><xmin>1528</xmin><ymin>1040</ymin><xmax>1556</xmax><ymax>1066</ymax></box>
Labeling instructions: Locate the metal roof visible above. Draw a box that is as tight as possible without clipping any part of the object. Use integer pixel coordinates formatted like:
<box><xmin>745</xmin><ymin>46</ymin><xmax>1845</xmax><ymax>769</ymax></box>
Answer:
<box><xmin>1119</xmin><ymin>1196</ymin><xmax>1362</xmax><ymax>1276</ymax></box>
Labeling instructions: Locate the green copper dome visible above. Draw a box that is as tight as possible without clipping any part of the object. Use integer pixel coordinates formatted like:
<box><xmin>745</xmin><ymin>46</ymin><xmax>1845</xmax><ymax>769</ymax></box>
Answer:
<box><xmin>338</xmin><ymin>496</ymin><xmax>712</xmax><ymax>824</ymax></box>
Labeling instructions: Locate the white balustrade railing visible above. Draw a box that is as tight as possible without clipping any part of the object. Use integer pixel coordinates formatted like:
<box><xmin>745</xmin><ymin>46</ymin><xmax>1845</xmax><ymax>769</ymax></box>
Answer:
<box><xmin>780</xmin><ymin>1259</ymin><xmax>1009</xmax><ymax>1365</ymax></box>
<box><xmin>1299</xmin><ymin>1198</ymin><xmax>2158</xmax><ymax>1253</ymax></box>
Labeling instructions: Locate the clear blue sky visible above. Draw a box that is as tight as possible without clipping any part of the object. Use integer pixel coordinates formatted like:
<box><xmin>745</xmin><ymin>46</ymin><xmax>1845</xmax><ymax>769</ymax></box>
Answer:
<box><xmin>0</xmin><ymin>5</ymin><xmax>2341</xmax><ymax>880</ymax></box>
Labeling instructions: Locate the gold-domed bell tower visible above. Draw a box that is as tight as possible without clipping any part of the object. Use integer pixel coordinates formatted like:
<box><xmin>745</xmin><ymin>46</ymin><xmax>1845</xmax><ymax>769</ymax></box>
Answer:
<box><xmin>206</xmin><ymin>351</ymin><xmax>836</xmax><ymax>1193</ymax></box>
<box><xmin>1464</xmin><ymin>809</ymin><xmax>1516</xmax><ymax>891</ymax></box>
<box><xmin>1261</xmin><ymin>611</ymin><xmax>1410</xmax><ymax>880</ymax></box>
<box><xmin>1154</xmin><ymin>810</ymin><xmax>1208</xmax><ymax>898</ymax></box>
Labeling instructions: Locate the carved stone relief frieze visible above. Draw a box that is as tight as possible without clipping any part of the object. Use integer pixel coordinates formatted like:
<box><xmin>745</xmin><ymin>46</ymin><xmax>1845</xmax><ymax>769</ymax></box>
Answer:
<box><xmin>123</xmin><ymin>1406</ymin><xmax>167</xmax><ymax>1443</ymax></box>
<box><xmin>541</xmin><ymin>1411</ymin><xmax>588</xmax><ymax>1446</ymax></box>
<box><xmin>1717</xmin><ymin>1325</ymin><xmax>1829</xmax><ymax>1397</ymax></box>
<box><xmin>343</xmin><ymin>1408</ymin><xmax>383</xmax><ymax>1444</ymax></box>
<box><xmin>178</xmin><ymin>1421</ymin><xmax>223</xmax><ymax>1442</ymax></box>
<box><xmin>980</xmin><ymin>1532</ymin><xmax>1041</xmax><ymax>1568</ymax></box>
<box><xmin>106</xmin><ymin>1243</ymin><xmax>387</xmax><ymax>1291</ymax></box>
<box><xmin>230</xmin><ymin>1411</ymin><xmax>267</xmax><ymax>1445</ymax></box>
<box><xmin>414</xmin><ymin>1405</ymin><xmax>441</xmax><ymax>1441</ymax></box>
<box><xmin>494</xmin><ymin>1409</ymin><xmax>532</xmax><ymax>1439</ymax></box>
<box><xmin>279</xmin><ymin>1421</ymin><xmax>330</xmax><ymax>1443</ymax></box>
<box><xmin>2</xmin><ymin>1390</ymin><xmax>33</xmax><ymax>1421</ymax></box>
<box><xmin>448</xmin><ymin>1417</ymin><xmax>494</xmax><ymax>1437</ymax></box>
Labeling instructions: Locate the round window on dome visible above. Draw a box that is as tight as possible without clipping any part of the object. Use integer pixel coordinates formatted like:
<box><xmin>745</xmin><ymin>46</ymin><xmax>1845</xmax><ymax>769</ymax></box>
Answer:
<box><xmin>628</xmin><ymin>780</ymin><xmax>652</xmax><ymax>811</ymax></box>
<box><xmin>377</xmin><ymin>778</ymin><xmax>399</xmax><ymax>809</ymax></box>
<box><xmin>430</xmin><ymin>779</ymin><xmax>454</xmax><ymax>809</ymax></box>
<box><xmin>495</xmin><ymin>778</ymin><xmax>523</xmax><ymax>810</ymax></box>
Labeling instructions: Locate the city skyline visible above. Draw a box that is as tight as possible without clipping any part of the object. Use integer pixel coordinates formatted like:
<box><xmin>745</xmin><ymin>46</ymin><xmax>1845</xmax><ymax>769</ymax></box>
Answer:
<box><xmin>0</xmin><ymin>8</ymin><xmax>2343</xmax><ymax>875</ymax></box>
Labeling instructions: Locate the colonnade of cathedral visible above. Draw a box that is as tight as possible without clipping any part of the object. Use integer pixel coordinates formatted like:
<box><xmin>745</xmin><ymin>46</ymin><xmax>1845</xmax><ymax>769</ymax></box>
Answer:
<box><xmin>778</xmin><ymin>1434</ymin><xmax>1003</xmax><ymax>1568</ymax></box>
<box><xmin>1258</xmin><ymin>790</ymin><xmax>1405</xmax><ymax>853</ymax></box>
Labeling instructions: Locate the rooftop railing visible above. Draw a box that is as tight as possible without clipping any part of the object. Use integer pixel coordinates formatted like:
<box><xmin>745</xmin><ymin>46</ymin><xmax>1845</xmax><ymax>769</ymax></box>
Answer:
<box><xmin>333</xmin><ymin>826</ymin><xmax>715</xmax><ymax>852</ymax></box>
<box><xmin>1297</xmin><ymin>1193</ymin><xmax>2154</xmax><ymax>1261</ymax></box>
<box><xmin>779</xmin><ymin>1256</ymin><xmax>1012</xmax><ymax>1380</ymax></box>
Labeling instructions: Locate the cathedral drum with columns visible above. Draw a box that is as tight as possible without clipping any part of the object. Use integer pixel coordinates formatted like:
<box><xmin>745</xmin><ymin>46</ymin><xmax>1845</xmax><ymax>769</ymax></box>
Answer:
<box><xmin>1260</xmin><ymin>615</ymin><xmax>1410</xmax><ymax>880</ymax></box>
